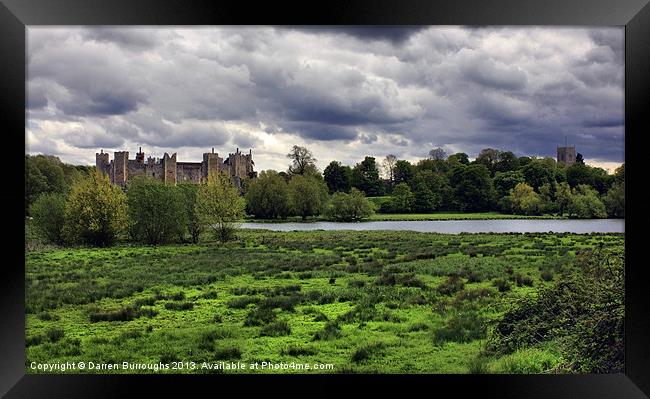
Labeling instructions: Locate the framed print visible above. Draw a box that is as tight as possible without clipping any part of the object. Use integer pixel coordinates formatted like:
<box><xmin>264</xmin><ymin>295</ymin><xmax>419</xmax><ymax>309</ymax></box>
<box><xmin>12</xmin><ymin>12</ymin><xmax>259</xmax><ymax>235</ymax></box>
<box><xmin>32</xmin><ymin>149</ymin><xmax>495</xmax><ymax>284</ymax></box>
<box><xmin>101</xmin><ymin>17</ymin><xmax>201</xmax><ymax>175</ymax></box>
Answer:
<box><xmin>2</xmin><ymin>0</ymin><xmax>649</xmax><ymax>397</ymax></box>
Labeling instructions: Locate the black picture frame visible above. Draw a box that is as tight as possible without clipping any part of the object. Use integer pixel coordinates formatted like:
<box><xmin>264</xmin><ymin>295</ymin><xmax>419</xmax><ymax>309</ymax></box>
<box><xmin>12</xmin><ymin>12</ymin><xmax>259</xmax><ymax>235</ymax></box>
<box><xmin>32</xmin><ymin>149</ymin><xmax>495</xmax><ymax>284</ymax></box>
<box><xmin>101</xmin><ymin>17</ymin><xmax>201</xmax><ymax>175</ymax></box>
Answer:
<box><xmin>2</xmin><ymin>0</ymin><xmax>648</xmax><ymax>397</ymax></box>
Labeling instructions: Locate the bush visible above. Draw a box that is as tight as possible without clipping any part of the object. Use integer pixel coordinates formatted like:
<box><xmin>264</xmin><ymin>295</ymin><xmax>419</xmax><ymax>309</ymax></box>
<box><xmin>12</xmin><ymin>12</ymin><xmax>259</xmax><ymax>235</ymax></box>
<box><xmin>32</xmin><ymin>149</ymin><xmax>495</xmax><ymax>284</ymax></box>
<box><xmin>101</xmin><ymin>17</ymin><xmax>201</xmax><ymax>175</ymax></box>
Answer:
<box><xmin>62</xmin><ymin>172</ymin><xmax>129</xmax><ymax>246</ymax></box>
<box><xmin>282</xmin><ymin>345</ymin><xmax>317</xmax><ymax>356</ymax></box>
<box><xmin>195</xmin><ymin>171</ymin><xmax>246</xmax><ymax>243</ymax></box>
<box><xmin>244</xmin><ymin>307</ymin><xmax>276</xmax><ymax>326</ymax></box>
<box><xmin>259</xmin><ymin>320</ymin><xmax>292</xmax><ymax>337</ymax></box>
<box><xmin>492</xmin><ymin>278</ymin><xmax>512</xmax><ymax>293</ymax></box>
<box><xmin>324</xmin><ymin>188</ymin><xmax>374</xmax><ymax>221</ymax></box>
<box><xmin>213</xmin><ymin>346</ymin><xmax>242</xmax><ymax>360</ymax></box>
<box><xmin>433</xmin><ymin>312</ymin><xmax>487</xmax><ymax>344</ymax></box>
<box><xmin>437</xmin><ymin>275</ymin><xmax>465</xmax><ymax>295</ymax></box>
<box><xmin>514</xmin><ymin>273</ymin><xmax>534</xmax><ymax>287</ymax></box>
<box><xmin>30</xmin><ymin>193</ymin><xmax>67</xmax><ymax>245</ymax></box>
<box><xmin>540</xmin><ymin>270</ymin><xmax>554</xmax><ymax>281</ymax></box>
<box><xmin>45</xmin><ymin>327</ymin><xmax>65</xmax><ymax>343</ymax></box>
<box><xmin>351</xmin><ymin>342</ymin><xmax>385</xmax><ymax>363</ymax></box>
<box><xmin>245</xmin><ymin>170</ymin><xmax>290</xmax><ymax>219</ymax></box>
<box><xmin>164</xmin><ymin>301</ymin><xmax>194</xmax><ymax>311</ymax></box>
<box><xmin>313</xmin><ymin>321</ymin><xmax>342</xmax><ymax>341</ymax></box>
<box><xmin>127</xmin><ymin>177</ymin><xmax>187</xmax><ymax>245</ymax></box>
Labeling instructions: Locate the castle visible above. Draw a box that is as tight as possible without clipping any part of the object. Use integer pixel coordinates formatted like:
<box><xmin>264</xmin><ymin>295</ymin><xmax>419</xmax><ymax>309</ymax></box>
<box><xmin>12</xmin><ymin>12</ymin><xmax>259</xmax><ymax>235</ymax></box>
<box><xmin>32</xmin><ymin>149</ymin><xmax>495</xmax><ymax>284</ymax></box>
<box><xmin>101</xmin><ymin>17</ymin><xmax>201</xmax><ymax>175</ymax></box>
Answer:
<box><xmin>556</xmin><ymin>145</ymin><xmax>576</xmax><ymax>166</ymax></box>
<box><xmin>96</xmin><ymin>147</ymin><xmax>256</xmax><ymax>187</ymax></box>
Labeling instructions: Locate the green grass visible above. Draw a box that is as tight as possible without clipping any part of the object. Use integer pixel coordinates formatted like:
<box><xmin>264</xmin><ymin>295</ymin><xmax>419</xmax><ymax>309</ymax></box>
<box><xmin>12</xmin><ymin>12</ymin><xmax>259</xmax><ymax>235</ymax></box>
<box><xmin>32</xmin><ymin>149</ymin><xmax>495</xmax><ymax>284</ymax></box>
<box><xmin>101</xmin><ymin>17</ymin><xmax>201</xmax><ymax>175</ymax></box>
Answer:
<box><xmin>25</xmin><ymin>229</ymin><xmax>623</xmax><ymax>374</ymax></box>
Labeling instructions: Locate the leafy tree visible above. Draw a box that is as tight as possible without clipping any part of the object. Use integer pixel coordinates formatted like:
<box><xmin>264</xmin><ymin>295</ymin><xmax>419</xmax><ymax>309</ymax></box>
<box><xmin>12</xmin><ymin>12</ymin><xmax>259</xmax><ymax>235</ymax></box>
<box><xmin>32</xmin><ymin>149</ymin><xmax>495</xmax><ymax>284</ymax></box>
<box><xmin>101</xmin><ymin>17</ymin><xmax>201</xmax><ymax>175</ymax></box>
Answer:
<box><xmin>522</xmin><ymin>160</ymin><xmax>555</xmax><ymax>191</ymax></box>
<box><xmin>195</xmin><ymin>171</ymin><xmax>246</xmax><ymax>242</ymax></box>
<box><xmin>555</xmin><ymin>182</ymin><xmax>573</xmax><ymax>216</ymax></box>
<box><xmin>126</xmin><ymin>177</ymin><xmax>187</xmax><ymax>245</ymax></box>
<box><xmin>324</xmin><ymin>188</ymin><xmax>374</xmax><ymax>221</ymax></box>
<box><xmin>567</xmin><ymin>185</ymin><xmax>607</xmax><ymax>219</ymax></box>
<box><xmin>448</xmin><ymin>152</ymin><xmax>470</xmax><ymax>166</ymax></box>
<box><xmin>575</xmin><ymin>153</ymin><xmax>584</xmax><ymax>164</ymax></box>
<box><xmin>177</xmin><ymin>183</ymin><xmax>202</xmax><ymax>243</ymax></box>
<box><xmin>509</xmin><ymin>183</ymin><xmax>543</xmax><ymax>215</ymax></box>
<box><xmin>410</xmin><ymin>170</ymin><xmax>442</xmax><ymax>212</ymax></box>
<box><xmin>495</xmin><ymin>151</ymin><xmax>519</xmax><ymax>173</ymax></box>
<box><xmin>29</xmin><ymin>193</ymin><xmax>67</xmax><ymax>245</ymax></box>
<box><xmin>454</xmin><ymin>164</ymin><xmax>495</xmax><ymax>212</ymax></box>
<box><xmin>416</xmin><ymin>158</ymin><xmax>449</xmax><ymax>175</ymax></box>
<box><xmin>566</xmin><ymin>163</ymin><xmax>594</xmax><ymax>188</ymax></box>
<box><xmin>613</xmin><ymin>164</ymin><xmax>625</xmax><ymax>183</ymax></box>
<box><xmin>517</xmin><ymin>156</ymin><xmax>532</xmax><ymax>168</ymax></box>
<box><xmin>475</xmin><ymin>148</ymin><xmax>500</xmax><ymax>174</ymax></box>
<box><xmin>381</xmin><ymin>182</ymin><xmax>415</xmax><ymax>213</ymax></box>
<box><xmin>351</xmin><ymin>156</ymin><xmax>384</xmax><ymax>196</ymax></box>
<box><xmin>62</xmin><ymin>172</ymin><xmax>129</xmax><ymax>246</ymax></box>
<box><xmin>393</xmin><ymin>160</ymin><xmax>415</xmax><ymax>186</ymax></box>
<box><xmin>603</xmin><ymin>182</ymin><xmax>624</xmax><ymax>218</ymax></box>
<box><xmin>538</xmin><ymin>182</ymin><xmax>557</xmax><ymax>214</ymax></box>
<box><xmin>287</xmin><ymin>174</ymin><xmax>329</xmax><ymax>220</ymax></box>
<box><xmin>26</xmin><ymin>157</ymin><xmax>49</xmax><ymax>213</ymax></box>
<box><xmin>287</xmin><ymin>145</ymin><xmax>318</xmax><ymax>176</ymax></box>
<box><xmin>323</xmin><ymin>161</ymin><xmax>352</xmax><ymax>194</ymax></box>
<box><xmin>493</xmin><ymin>171</ymin><xmax>525</xmax><ymax>198</ymax></box>
<box><xmin>245</xmin><ymin>170</ymin><xmax>290</xmax><ymax>219</ymax></box>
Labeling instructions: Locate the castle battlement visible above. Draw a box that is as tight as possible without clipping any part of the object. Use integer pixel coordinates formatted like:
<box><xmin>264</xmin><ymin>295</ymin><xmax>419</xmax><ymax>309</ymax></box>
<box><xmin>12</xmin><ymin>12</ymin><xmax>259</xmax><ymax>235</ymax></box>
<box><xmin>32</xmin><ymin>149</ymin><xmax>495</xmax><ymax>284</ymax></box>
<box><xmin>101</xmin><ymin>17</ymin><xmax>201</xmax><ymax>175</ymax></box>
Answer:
<box><xmin>96</xmin><ymin>147</ymin><xmax>256</xmax><ymax>187</ymax></box>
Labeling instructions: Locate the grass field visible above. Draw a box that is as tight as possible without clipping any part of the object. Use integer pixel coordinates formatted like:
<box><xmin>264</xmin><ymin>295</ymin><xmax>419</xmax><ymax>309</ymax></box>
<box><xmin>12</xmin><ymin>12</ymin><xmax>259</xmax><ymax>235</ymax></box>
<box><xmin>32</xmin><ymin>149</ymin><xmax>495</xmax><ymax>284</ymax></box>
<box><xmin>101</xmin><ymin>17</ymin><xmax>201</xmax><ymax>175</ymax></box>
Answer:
<box><xmin>25</xmin><ymin>229</ymin><xmax>623</xmax><ymax>374</ymax></box>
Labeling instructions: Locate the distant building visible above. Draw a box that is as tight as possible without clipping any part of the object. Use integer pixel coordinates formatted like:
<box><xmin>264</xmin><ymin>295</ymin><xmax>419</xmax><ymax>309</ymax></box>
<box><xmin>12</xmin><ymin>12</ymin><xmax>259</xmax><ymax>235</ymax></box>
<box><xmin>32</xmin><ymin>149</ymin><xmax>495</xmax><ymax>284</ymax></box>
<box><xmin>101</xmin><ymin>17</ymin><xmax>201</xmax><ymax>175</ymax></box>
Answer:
<box><xmin>96</xmin><ymin>147</ymin><xmax>256</xmax><ymax>188</ymax></box>
<box><xmin>557</xmin><ymin>146</ymin><xmax>576</xmax><ymax>166</ymax></box>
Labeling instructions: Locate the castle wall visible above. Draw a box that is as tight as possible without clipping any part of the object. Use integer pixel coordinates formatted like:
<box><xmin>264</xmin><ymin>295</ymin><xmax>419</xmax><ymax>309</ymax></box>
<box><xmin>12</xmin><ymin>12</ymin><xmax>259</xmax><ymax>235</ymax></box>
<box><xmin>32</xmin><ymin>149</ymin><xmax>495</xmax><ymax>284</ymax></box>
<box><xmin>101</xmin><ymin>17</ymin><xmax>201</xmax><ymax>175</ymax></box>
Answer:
<box><xmin>113</xmin><ymin>152</ymin><xmax>129</xmax><ymax>186</ymax></box>
<box><xmin>127</xmin><ymin>160</ymin><xmax>146</xmax><ymax>181</ymax></box>
<box><xmin>177</xmin><ymin>162</ymin><xmax>203</xmax><ymax>183</ymax></box>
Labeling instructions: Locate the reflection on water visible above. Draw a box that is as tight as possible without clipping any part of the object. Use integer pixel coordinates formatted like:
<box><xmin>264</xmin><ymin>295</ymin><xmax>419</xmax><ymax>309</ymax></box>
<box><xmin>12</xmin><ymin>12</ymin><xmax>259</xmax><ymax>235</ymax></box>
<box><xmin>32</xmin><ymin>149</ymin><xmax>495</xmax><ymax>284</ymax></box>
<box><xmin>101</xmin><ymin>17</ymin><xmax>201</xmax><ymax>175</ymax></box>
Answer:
<box><xmin>241</xmin><ymin>219</ymin><xmax>624</xmax><ymax>234</ymax></box>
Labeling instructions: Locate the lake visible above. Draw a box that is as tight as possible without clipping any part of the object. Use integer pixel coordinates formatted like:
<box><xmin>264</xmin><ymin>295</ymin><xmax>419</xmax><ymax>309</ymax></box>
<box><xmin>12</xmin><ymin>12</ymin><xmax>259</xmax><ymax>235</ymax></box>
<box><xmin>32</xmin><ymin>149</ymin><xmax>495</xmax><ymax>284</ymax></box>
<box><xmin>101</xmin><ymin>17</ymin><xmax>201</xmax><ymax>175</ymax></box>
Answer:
<box><xmin>241</xmin><ymin>219</ymin><xmax>624</xmax><ymax>234</ymax></box>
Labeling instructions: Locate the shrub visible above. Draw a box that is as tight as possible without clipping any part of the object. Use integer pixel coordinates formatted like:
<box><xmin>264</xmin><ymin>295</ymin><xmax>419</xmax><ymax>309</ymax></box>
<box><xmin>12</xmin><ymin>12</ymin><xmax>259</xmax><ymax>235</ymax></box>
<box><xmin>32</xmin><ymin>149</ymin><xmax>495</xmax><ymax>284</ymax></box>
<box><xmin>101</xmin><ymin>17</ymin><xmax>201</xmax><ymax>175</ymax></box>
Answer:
<box><xmin>29</xmin><ymin>193</ymin><xmax>67</xmax><ymax>245</ymax></box>
<box><xmin>226</xmin><ymin>296</ymin><xmax>260</xmax><ymax>309</ymax></box>
<box><xmin>514</xmin><ymin>273</ymin><xmax>534</xmax><ymax>287</ymax></box>
<box><xmin>540</xmin><ymin>270</ymin><xmax>554</xmax><ymax>282</ymax></box>
<box><xmin>213</xmin><ymin>346</ymin><xmax>242</xmax><ymax>360</ymax></box>
<box><xmin>245</xmin><ymin>170</ymin><xmax>290</xmax><ymax>219</ymax></box>
<box><xmin>62</xmin><ymin>172</ymin><xmax>129</xmax><ymax>246</ymax></box>
<box><xmin>351</xmin><ymin>342</ymin><xmax>385</xmax><ymax>363</ymax></box>
<box><xmin>324</xmin><ymin>188</ymin><xmax>374</xmax><ymax>221</ymax></box>
<box><xmin>282</xmin><ymin>346</ymin><xmax>317</xmax><ymax>356</ymax></box>
<box><xmin>89</xmin><ymin>306</ymin><xmax>157</xmax><ymax>323</ymax></box>
<box><xmin>45</xmin><ymin>327</ymin><xmax>65</xmax><ymax>343</ymax></box>
<box><xmin>492</xmin><ymin>278</ymin><xmax>512</xmax><ymax>293</ymax></box>
<box><xmin>195</xmin><ymin>171</ymin><xmax>246</xmax><ymax>242</ymax></box>
<box><xmin>348</xmin><ymin>279</ymin><xmax>366</xmax><ymax>288</ymax></box>
<box><xmin>437</xmin><ymin>275</ymin><xmax>465</xmax><ymax>296</ymax></box>
<box><xmin>433</xmin><ymin>312</ymin><xmax>487</xmax><ymax>344</ymax></box>
<box><xmin>244</xmin><ymin>307</ymin><xmax>276</xmax><ymax>326</ymax></box>
<box><xmin>313</xmin><ymin>321</ymin><xmax>342</xmax><ymax>341</ymax></box>
<box><xmin>259</xmin><ymin>320</ymin><xmax>292</xmax><ymax>337</ymax></box>
<box><xmin>164</xmin><ymin>301</ymin><xmax>194</xmax><ymax>311</ymax></box>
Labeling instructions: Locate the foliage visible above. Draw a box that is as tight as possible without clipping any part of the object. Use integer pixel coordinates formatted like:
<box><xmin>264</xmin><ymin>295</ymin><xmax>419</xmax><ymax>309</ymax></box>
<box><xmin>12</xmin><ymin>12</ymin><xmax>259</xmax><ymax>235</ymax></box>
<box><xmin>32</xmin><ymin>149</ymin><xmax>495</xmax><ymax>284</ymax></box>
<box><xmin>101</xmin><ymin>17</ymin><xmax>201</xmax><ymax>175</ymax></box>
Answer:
<box><xmin>126</xmin><ymin>177</ymin><xmax>187</xmax><ymax>245</ymax></box>
<box><xmin>603</xmin><ymin>182</ymin><xmax>624</xmax><ymax>218</ymax></box>
<box><xmin>287</xmin><ymin>174</ymin><xmax>329</xmax><ymax>220</ymax></box>
<box><xmin>195</xmin><ymin>171</ymin><xmax>246</xmax><ymax>242</ymax></box>
<box><xmin>393</xmin><ymin>160</ymin><xmax>415</xmax><ymax>186</ymax></box>
<box><xmin>29</xmin><ymin>193</ymin><xmax>67</xmax><ymax>245</ymax></box>
<box><xmin>323</xmin><ymin>161</ymin><xmax>352</xmax><ymax>194</ymax></box>
<box><xmin>509</xmin><ymin>183</ymin><xmax>543</xmax><ymax>216</ymax></box>
<box><xmin>380</xmin><ymin>183</ymin><xmax>415</xmax><ymax>213</ymax></box>
<box><xmin>454</xmin><ymin>164</ymin><xmax>495</xmax><ymax>212</ymax></box>
<box><xmin>352</xmin><ymin>156</ymin><xmax>384</xmax><ymax>196</ymax></box>
<box><xmin>287</xmin><ymin>145</ymin><xmax>318</xmax><ymax>176</ymax></box>
<box><xmin>62</xmin><ymin>172</ymin><xmax>129</xmax><ymax>246</ymax></box>
<box><xmin>177</xmin><ymin>183</ymin><xmax>202</xmax><ymax>243</ymax></box>
<box><xmin>324</xmin><ymin>188</ymin><xmax>375</xmax><ymax>221</ymax></box>
<box><xmin>245</xmin><ymin>170</ymin><xmax>290</xmax><ymax>219</ymax></box>
<box><xmin>567</xmin><ymin>185</ymin><xmax>607</xmax><ymax>219</ymax></box>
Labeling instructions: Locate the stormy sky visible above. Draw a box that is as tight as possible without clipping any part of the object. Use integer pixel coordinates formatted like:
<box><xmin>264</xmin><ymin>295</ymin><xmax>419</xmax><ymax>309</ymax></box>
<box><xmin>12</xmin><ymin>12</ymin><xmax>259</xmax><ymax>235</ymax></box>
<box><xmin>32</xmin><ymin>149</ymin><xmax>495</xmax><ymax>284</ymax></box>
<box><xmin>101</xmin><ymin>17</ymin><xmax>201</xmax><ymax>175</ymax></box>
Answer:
<box><xmin>26</xmin><ymin>26</ymin><xmax>625</xmax><ymax>173</ymax></box>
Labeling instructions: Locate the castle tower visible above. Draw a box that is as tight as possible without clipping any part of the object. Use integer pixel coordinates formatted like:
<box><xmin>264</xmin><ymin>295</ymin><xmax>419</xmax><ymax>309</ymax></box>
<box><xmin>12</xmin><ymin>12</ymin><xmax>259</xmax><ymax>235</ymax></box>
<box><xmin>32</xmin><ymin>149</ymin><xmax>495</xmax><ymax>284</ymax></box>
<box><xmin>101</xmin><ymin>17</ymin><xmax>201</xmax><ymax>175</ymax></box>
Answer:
<box><xmin>135</xmin><ymin>147</ymin><xmax>145</xmax><ymax>164</ymax></box>
<box><xmin>113</xmin><ymin>151</ymin><xmax>129</xmax><ymax>186</ymax></box>
<box><xmin>557</xmin><ymin>146</ymin><xmax>576</xmax><ymax>166</ymax></box>
<box><xmin>202</xmin><ymin>147</ymin><xmax>223</xmax><ymax>181</ymax></box>
<box><xmin>162</xmin><ymin>152</ymin><xmax>177</xmax><ymax>185</ymax></box>
<box><xmin>95</xmin><ymin>150</ymin><xmax>109</xmax><ymax>175</ymax></box>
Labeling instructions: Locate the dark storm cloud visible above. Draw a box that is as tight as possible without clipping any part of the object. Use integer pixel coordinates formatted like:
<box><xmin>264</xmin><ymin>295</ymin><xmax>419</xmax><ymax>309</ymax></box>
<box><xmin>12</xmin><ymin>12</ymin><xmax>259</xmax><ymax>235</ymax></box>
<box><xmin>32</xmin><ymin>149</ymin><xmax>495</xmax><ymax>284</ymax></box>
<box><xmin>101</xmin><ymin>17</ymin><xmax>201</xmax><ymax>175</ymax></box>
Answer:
<box><xmin>27</xmin><ymin>26</ymin><xmax>624</xmax><ymax>168</ymax></box>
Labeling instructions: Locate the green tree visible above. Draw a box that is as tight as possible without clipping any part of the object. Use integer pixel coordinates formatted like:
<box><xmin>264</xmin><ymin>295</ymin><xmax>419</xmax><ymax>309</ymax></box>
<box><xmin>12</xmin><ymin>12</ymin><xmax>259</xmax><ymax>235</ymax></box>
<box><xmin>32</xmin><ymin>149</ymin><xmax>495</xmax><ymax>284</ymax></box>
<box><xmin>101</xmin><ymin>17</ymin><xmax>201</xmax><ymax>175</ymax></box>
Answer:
<box><xmin>245</xmin><ymin>170</ymin><xmax>290</xmax><ymax>219</ymax></box>
<box><xmin>603</xmin><ymin>182</ymin><xmax>624</xmax><ymax>218</ymax></box>
<box><xmin>62</xmin><ymin>172</ymin><xmax>129</xmax><ymax>246</ymax></box>
<box><xmin>410</xmin><ymin>170</ymin><xmax>442</xmax><ymax>212</ymax></box>
<box><xmin>126</xmin><ymin>177</ymin><xmax>187</xmax><ymax>245</ymax></box>
<box><xmin>287</xmin><ymin>174</ymin><xmax>329</xmax><ymax>220</ymax></box>
<box><xmin>323</xmin><ymin>161</ymin><xmax>352</xmax><ymax>194</ymax></box>
<box><xmin>509</xmin><ymin>183</ymin><xmax>543</xmax><ymax>215</ymax></box>
<box><xmin>324</xmin><ymin>188</ymin><xmax>374</xmax><ymax>221</ymax></box>
<box><xmin>195</xmin><ymin>171</ymin><xmax>246</xmax><ymax>242</ymax></box>
<box><xmin>177</xmin><ymin>183</ymin><xmax>202</xmax><ymax>243</ymax></box>
<box><xmin>566</xmin><ymin>163</ymin><xmax>594</xmax><ymax>188</ymax></box>
<box><xmin>351</xmin><ymin>156</ymin><xmax>384</xmax><ymax>196</ymax></box>
<box><xmin>287</xmin><ymin>145</ymin><xmax>318</xmax><ymax>176</ymax></box>
<box><xmin>493</xmin><ymin>171</ymin><xmax>525</xmax><ymax>199</ymax></box>
<box><xmin>448</xmin><ymin>152</ymin><xmax>470</xmax><ymax>166</ymax></box>
<box><xmin>454</xmin><ymin>164</ymin><xmax>495</xmax><ymax>212</ymax></box>
<box><xmin>555</xmin><ymin>182</ymin><xmax>573</xmax><ymax>216</ymax></box>
<box><xmin>29</xmin><ymin>193</ymin><xmax>67</xmax><ymax>245</ymax></box>
<box><xmin>495</xmin><ymin>151</ymin><xmax>519</xmax><ymax>173</ymax></box>
<box><xmin>393</xmin><ymin>160</ymin><xmax>415</xmax><ymax>186</ymax></box>
<box><xmin>474</xmin><ymin>148</ymin><xmax>500</xmax><ymax>174</ymax></box>
<box><xmin>522</xmin><ymin>160</ymin><xmax>555</xmax><ymax>191</ymax></box>
<box><xmin>381</xmin><ymin>182</ymin><xmax>415</xmax><ymax>213</ymax></box>
<box><xmin>567</xmin><ymin>185</ymin><xmax>607</xmax><ymax>218</ymax></box>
